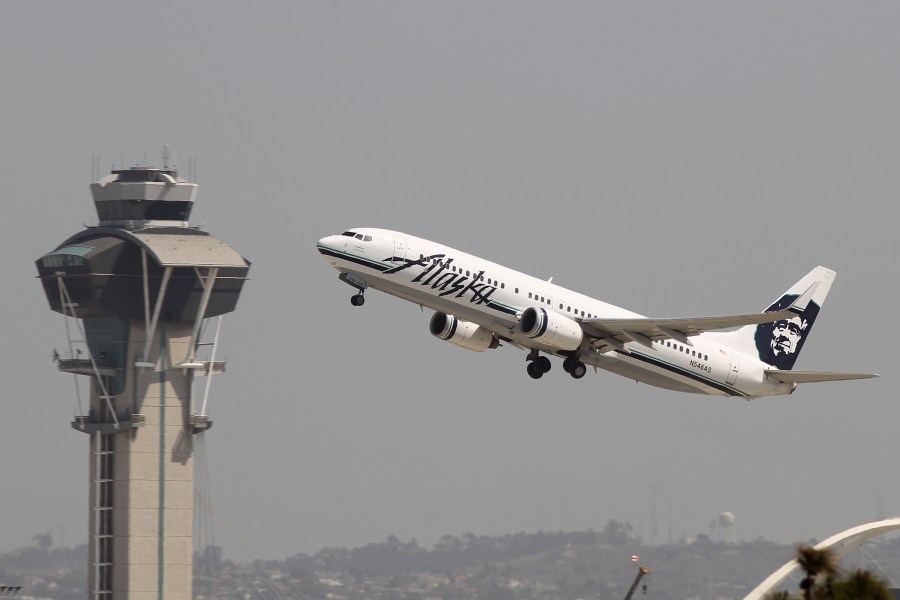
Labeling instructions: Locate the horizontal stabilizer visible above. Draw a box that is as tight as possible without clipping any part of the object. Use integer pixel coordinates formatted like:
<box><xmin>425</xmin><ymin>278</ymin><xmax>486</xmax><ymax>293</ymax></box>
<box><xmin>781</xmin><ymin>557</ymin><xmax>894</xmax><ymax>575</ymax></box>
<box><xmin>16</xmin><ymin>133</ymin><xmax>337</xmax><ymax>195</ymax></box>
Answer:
<box><xmin>765</xmin><ymin>370</ymin><xmax>880</xmax><ymax>384</ymax></box>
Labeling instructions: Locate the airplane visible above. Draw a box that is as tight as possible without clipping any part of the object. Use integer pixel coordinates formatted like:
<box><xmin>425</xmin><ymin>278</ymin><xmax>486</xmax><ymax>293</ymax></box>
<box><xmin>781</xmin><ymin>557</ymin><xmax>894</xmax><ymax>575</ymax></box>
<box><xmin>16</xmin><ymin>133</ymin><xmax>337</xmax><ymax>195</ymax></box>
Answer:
<box><xmin>317</xmin><ymin>228</ymin><xmax>878</xmax><ymax>398</ymax></box>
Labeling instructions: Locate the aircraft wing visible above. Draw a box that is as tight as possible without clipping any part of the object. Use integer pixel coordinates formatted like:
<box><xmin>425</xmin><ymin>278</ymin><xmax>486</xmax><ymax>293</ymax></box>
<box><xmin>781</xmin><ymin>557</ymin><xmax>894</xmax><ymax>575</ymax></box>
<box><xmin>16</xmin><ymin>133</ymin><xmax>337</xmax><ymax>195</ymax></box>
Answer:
<box><xmin>583</xmin><ymin>310</ymin><xmax>798</xmax><ymax>340</ymax></box>
<box><xmin>581</xmin><ymin>312</ymin><xmax>786</xmax><ymax>350</ymax></box>
<box><xmin>581</xmin><ymin>282</ymin><xmax>819</xmax><ymax>351</ymax></box>
<box><xmin>765</xmin><ymin>370</ymin><xmax>880</xmax><ymax>384</ymax></box>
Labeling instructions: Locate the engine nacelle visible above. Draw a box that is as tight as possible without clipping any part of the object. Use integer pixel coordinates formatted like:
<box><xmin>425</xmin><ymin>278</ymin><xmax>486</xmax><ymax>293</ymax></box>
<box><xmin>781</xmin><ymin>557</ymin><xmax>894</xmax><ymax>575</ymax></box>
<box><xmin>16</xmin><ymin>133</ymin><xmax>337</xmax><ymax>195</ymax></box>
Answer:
<box><xmin>429</xmin><ymin>312</ymin><xmax>499</xmax><ymax>352</ymax></box>
<box><xmin>518</xmin><ymin>307</ymin><xmax>583</xmax><ymax>351</ymax></box>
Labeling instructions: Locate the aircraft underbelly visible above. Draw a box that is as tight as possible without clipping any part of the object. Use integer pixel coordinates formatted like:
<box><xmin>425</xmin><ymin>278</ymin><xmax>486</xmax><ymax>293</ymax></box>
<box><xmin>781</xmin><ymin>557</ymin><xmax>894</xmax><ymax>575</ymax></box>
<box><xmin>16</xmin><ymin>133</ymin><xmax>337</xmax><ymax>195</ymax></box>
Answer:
<box><xmin>584</xmin><ymin>354</ymin><xmax>718</xmax><ymax>395</ymax></box>
<box><xmin>337</xmin><ymin>263</ymin><xmax>734</xmax><ymax>397</ymax></box>
<box><xmin>357</xmin><ymin>269</ymin><xmax>731</xmax><ymax>395</ymax></box>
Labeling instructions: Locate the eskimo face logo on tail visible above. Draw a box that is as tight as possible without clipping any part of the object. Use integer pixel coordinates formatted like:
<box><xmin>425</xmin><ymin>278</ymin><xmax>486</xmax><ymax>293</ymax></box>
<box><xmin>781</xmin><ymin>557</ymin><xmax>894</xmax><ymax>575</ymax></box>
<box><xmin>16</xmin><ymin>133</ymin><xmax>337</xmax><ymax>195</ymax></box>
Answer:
<box><xmin>754</xmin><ymin>294</ymin><xmax>821</xmax><ymax>371</ymax></box>
<box><xmin>383</xmin><ymin>253</ymin><xmax>497</xmax><ymax>305</ymax></box>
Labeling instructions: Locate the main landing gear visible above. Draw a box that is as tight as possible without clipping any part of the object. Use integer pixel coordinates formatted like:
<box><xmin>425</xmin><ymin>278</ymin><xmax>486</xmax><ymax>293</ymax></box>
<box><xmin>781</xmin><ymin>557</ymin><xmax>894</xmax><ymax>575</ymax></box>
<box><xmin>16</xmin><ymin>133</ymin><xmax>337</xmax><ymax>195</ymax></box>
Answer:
<box><xmin>563</xmin><ymin>354</ymin><xmax>587</xmax><ymax>379</ymax></box>
<box><xmin>525</xmin><ymin>351</ymin><xmax>587</xmax><ymax>380</ymax></box>
<box><xmin>350</xmin><ymin>293</ymin><xmax>365</xmax><ymax>306</ymax></box>
<box><xmin>526</xmin><ymin>350</ymin><xmax>552</xmax><ymax>379</ymax></box>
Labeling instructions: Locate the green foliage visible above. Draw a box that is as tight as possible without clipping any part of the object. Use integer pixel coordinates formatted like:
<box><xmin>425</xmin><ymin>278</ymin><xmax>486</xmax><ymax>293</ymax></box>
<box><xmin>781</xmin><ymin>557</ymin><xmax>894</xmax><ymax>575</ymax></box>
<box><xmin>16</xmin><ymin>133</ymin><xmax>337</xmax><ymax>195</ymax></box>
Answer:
<box><xmin>829</xmin><ymin>569</ymin><xmax>893</xmax><ymax>600</ymax></box>
<box><xmin>600</xmin><ymin>519</ymin><xmax>638</xmax><ymax>547</ymax></box>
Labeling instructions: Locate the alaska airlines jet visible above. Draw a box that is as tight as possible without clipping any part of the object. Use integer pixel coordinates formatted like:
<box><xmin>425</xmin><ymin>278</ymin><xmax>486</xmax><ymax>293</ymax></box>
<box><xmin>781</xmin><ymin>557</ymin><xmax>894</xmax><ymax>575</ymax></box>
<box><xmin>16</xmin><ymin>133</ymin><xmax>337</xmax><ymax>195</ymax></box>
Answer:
<box><xmin>317</xmin><ymin>228</ymin><xmax>877</xmax><ymax>398</ymax></box>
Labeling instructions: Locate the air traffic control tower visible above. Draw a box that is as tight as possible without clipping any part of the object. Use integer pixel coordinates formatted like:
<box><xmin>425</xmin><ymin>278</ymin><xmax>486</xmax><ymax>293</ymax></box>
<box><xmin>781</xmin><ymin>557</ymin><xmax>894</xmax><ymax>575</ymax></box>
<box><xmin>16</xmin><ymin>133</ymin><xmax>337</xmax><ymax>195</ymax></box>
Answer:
<box><xmin>35</xmin><ymin>162</ymin><xmax>250</xmax><ymax>599</ymax></box>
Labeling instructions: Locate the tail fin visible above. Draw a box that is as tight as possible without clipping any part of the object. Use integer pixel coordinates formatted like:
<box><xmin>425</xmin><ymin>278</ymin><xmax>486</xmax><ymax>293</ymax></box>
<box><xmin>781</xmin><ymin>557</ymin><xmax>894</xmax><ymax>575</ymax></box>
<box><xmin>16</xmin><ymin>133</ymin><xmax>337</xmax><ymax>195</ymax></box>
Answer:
<box><xmin>719</xmin><ymin>266</ymin><xmax>835</xmax><ymax>370</ymax></box>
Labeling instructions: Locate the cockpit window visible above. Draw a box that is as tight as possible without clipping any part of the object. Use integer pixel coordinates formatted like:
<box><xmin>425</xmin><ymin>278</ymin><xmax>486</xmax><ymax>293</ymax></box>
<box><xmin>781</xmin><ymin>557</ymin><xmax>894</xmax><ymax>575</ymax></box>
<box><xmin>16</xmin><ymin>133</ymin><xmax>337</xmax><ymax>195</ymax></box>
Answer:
<box><xmin>339</xmin><ymin>231</ymin><xmax>374</xmax><ymax>242</ymax></box>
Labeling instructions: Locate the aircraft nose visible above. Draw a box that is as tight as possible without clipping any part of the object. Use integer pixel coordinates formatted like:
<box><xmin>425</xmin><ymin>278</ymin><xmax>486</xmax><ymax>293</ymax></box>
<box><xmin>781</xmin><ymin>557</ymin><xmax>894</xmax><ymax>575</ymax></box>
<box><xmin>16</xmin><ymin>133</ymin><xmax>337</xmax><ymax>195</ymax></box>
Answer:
<box><xmin>317</xmin><ymin>235</ymin><xmax>335</xmax><ymax>253</ymax></box>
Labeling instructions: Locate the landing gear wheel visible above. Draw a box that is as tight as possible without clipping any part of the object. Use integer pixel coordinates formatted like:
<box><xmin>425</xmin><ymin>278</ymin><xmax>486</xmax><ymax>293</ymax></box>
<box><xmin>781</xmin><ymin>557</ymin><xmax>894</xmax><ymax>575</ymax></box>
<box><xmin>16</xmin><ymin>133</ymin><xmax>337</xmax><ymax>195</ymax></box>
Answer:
<box><xmin>351</xmin><ymin>294</ymin><xmax>365</xmax><ymax>306</ymax></box>
<box><xmin>570</xmin><ymin>361</ymin><xmax>587</xmax><ymax>379</ymax></box>
<box><xmin>562</xmin><ymin>355</ymin><xmax>575</xmax><ymax>373</ymax></box>
<box><xmin>526</xmin><ymin>362</ymin><xmax>544</xmax><ymax>379</ymax></box>
<box><xmin>536</xmin><ymin>356</ymin><xmax>552</xmax><ymax>374</ymax></box>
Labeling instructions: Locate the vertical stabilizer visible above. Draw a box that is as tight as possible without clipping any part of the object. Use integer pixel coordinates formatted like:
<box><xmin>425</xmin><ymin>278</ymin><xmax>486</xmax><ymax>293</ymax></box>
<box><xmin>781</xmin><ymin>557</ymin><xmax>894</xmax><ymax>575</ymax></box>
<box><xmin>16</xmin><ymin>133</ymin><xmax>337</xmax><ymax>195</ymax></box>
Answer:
<box><xmin>718</xmin><ymin>267</ymin><xmax>835</xmax><ymax>370</ymax></box>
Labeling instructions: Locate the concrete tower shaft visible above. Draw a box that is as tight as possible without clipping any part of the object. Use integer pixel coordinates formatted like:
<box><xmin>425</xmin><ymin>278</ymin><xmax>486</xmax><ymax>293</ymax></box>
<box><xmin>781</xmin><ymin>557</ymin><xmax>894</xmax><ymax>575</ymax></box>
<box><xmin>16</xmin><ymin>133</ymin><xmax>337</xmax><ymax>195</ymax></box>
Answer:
<box><xmin>36</xmin><ymin>164</ymin><xmax>249</xmax><ymax>600</ymax></box>
<box><xmin>86</xmin><ymin>321</ymin><xmax>197</xmax><ymax>598</ymax></box>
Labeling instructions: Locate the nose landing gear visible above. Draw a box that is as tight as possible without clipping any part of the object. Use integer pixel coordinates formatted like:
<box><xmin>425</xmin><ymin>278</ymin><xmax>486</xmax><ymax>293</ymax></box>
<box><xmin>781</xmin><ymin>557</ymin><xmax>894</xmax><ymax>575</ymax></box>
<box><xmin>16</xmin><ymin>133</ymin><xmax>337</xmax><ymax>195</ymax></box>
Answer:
<box><xmin>339</xmin><ymin>273</ymin><xmax>368</xmax><ymax>307</ymax></box>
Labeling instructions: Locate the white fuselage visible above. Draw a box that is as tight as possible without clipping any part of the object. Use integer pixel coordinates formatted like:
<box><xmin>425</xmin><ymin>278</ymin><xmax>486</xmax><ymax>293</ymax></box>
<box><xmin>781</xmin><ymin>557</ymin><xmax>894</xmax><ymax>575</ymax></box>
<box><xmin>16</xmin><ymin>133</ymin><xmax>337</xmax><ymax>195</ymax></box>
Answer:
<box><xmin>318</xmin><ymin>228</ymin><xmax>795</xmax><ymax>398</ymax></box>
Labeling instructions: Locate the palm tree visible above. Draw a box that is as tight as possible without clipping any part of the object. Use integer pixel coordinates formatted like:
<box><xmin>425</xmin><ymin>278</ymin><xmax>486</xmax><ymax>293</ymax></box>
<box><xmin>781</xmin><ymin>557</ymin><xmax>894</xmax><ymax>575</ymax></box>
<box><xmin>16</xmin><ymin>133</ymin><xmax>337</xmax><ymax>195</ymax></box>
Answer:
<box><xmin>765</xmin><ymin>545</ymin><xmax>893</xmax><ymax>600</ymax></box>
<box><xmin>795</xmin><ymin>546</ymin><xmax>838</xmax><ymax>600</ymax></box>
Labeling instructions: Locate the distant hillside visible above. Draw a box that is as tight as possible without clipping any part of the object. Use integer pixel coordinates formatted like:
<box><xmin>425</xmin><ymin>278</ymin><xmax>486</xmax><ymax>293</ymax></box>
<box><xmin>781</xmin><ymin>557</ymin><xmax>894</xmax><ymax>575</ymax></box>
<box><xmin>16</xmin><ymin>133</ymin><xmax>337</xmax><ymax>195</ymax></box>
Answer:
<box><xmin>6</xmin><ymin>525</ymin><xmax>900</xmax><ymax>600</ymax></box>
<box><xmin>271</xmin><ymin>525</ymin><xmax>798</xmax><ymax>600</ymax></box>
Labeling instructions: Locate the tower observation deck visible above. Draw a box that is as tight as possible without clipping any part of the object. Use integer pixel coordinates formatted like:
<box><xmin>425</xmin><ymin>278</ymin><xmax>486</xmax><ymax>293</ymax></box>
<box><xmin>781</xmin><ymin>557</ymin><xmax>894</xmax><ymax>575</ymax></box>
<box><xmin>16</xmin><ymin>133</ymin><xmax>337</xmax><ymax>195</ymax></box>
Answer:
<box><xmin>36</xmin><ymin>162</ymin><xmax>250</xmax><ymax>599</ymax></box>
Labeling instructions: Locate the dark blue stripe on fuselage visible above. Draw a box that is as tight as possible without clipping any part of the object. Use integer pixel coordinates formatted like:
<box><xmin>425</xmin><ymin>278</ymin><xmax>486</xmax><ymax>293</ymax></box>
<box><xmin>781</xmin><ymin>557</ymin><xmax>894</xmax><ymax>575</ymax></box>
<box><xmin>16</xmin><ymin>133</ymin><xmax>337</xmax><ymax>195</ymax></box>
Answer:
<box><xmin>318</xmin><ymin>246</ymin><xmax>391</xmax><ymax>272</ymax></box>
<box><xmin>623</xmin><ymin>350</ymin><xmax>745</xmax><ymax>397</ymax></box>
<box><xmin>324</xmin><ymin>243</ymin><xmax>746</xmax><ymax>395</ymax></box>
<box><xmin>323</xmin><ymin>245</ymin><xmax>522</xmax><ymax>319</ymax></box>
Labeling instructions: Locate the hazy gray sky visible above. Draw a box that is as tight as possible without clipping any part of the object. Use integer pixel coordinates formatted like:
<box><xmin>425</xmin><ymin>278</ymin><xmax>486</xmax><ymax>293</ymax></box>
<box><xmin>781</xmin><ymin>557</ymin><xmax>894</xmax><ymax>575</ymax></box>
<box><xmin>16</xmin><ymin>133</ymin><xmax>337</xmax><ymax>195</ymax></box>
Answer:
<box><xmin>2</xmin><ymin>2</ymin><xmax>898</xmax><ymax>561</ymax></box>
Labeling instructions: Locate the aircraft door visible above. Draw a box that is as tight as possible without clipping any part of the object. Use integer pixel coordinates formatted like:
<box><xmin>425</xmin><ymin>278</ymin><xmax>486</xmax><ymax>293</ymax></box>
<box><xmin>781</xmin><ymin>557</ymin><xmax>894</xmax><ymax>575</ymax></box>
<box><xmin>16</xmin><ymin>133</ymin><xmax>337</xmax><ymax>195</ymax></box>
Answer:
<box><xmin>726</xmin><ymin>352</ymin><xmax>740</xmax><ymax>385</ymax></box>
<box><xmin>393</xmin><ymin>235</ymin><xmax>406</xmax><ymax>264</ymax></box>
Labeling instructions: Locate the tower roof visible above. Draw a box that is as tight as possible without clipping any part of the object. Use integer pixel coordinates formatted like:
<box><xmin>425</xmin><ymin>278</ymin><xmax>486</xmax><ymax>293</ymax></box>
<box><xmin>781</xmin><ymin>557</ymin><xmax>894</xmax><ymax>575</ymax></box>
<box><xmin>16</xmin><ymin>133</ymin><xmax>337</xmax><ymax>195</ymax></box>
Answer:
<box><xmin>91</xmin><ymin>166</ymin><xmax>198</xmax><ymax>228</ymax></box>
<box><xmin>37</xmin><ymin>226</ymin><xmax>249</xmax><ymax>321</ymax></box>
<box><xmin>130</xmin><ymin>228</ymin><xmax>247</xmax><ymax>268</ymax></box>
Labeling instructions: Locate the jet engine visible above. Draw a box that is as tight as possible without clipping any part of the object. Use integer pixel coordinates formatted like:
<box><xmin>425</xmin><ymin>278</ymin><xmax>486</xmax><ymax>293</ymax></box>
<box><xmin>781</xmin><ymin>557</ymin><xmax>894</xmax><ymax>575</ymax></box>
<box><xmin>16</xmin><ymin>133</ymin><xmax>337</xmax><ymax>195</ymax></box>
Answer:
<box><xmin>429</xmin><ymin>312</ymin><xmax>499</xmax><ymax>352</ymax></box>
<box><xmin>518</xmin><ymin>307</ymin><xmax>583</xmax><ymax>351</ymax></box>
